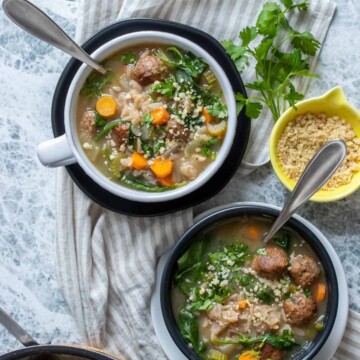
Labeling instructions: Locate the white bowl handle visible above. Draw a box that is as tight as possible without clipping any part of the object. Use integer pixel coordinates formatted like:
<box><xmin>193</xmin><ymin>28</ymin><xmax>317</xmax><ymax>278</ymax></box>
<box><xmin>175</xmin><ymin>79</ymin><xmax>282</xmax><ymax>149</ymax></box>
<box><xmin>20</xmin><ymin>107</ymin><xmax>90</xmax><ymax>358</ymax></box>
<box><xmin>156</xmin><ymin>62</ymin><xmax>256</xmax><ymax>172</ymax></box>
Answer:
<box><xmin>37</xmin><ymin>134</ymin><xmax>76</xmax><ymax>167</ymax></box>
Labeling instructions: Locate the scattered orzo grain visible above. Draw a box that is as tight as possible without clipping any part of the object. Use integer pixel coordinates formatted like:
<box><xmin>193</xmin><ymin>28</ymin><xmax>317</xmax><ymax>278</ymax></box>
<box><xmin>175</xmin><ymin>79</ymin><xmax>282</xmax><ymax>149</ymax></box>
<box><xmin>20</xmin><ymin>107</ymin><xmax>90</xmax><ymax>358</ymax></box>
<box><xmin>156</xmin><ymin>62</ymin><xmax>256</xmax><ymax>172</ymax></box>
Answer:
<box><xmin>277</xmin><ymin>112</ymin><xmax>360</xmax><ymax>190</ymax></box>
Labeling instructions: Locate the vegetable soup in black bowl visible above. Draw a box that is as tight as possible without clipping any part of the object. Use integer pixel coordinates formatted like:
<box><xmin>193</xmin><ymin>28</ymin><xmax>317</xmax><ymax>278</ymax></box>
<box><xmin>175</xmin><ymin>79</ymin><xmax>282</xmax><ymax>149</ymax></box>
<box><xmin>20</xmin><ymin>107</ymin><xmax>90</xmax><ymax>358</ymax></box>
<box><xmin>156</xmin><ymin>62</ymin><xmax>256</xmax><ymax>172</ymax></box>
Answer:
<box><xmin>160</xmin><ymin>204</ymin><xmax>338</xmax><ymax>360</ymax></box>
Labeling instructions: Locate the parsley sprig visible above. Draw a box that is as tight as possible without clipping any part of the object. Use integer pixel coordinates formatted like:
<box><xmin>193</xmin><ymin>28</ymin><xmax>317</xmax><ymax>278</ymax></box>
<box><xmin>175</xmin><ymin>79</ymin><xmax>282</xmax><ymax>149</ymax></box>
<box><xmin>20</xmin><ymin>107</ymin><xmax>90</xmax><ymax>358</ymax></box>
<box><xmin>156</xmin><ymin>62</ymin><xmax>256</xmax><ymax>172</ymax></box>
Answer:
<box><xmin>222</xmin><ymin>0</ymin><xmax>320</xmax><ymax>121</ymax></box>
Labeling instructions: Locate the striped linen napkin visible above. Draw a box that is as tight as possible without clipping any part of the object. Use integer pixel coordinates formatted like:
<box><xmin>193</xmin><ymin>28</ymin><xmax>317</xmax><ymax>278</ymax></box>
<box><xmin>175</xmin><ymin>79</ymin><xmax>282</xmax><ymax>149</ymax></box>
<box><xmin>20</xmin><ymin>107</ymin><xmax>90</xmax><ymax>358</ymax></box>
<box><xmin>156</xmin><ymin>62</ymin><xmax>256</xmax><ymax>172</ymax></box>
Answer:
<box><xmin>55</xmin><ymin>0</ymin><xmax>360</xmax><ymax>359</ymax></box>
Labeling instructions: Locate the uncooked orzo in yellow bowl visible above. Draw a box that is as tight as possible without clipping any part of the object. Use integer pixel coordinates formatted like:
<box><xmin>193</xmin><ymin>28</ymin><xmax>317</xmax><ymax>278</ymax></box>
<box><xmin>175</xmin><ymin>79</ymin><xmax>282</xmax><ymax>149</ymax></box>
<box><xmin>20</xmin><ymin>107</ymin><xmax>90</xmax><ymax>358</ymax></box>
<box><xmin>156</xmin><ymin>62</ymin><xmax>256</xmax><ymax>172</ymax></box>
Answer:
<box><xmin>270</xmin><ymin>86</ymin><xmax>360</xmax><ymax>202</ymax></box>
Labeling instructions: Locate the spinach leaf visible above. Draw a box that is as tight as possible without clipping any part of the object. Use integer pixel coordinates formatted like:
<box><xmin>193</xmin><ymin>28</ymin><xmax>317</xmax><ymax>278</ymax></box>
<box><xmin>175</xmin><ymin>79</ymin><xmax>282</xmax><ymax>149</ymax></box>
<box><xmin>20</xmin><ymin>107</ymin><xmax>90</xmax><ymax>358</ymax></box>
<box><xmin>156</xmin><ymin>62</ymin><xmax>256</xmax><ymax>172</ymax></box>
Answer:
<box><xmin>212</xmin><ymin>330</ymin><xmax>298</xmax><ymax>351</ymax></box>
<box><xmin>178</xmin><ymin>309</ymin><xmax>206</xmax><ymax>354</ymax></box>
<box><xmin>256</xmin><ymin>287</ymin><xmax>275</xmax><ymax>305</ymax></box>
<box><xmin>175</xmin><ymin>241</ymin><xmax>206</xmax><ymax>295</ymax></box>
<box><xmin>154</xmin><ymin>47</ymin><xmax>207</xmax><ymax>79</ymax></box>
<box><xmin>121</xmin><ymin>174</ymin><xmax>185</xmax><ymax>192</ymax></box>
<box><xmin>273</xmin><ymin>231</ymin><xmax>292</xmax><ymax>252</ymax></box>
<box><xmin>94</xmin><ymin>112</ymin><xmax>107</xmax><ymax>127</ymax></box>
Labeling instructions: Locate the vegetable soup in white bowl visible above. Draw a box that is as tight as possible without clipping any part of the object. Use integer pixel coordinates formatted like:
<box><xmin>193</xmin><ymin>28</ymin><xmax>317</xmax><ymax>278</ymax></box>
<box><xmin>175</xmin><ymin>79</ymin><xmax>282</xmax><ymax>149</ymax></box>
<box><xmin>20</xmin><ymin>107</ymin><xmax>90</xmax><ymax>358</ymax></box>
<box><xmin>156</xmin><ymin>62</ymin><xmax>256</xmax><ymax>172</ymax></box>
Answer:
<box><xmin>37</xmin><ymin>31</ymin><xmax>238</xmax><ymax>203</ymax></box>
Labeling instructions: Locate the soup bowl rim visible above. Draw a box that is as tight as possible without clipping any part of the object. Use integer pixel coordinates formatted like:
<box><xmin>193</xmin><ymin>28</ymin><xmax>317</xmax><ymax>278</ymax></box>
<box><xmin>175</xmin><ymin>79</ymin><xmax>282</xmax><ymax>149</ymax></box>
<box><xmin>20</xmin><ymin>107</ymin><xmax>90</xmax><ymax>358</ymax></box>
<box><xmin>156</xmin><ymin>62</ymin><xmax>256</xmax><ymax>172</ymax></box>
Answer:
<box><xmin>160</xmin><ymin>203</ymin><xmax>341</xmax><ymax>360</ymax></box>
<box><xmin>62</xmin><ymin>30</ymin><xmax>237</xmax><ymax>203</ymax></box>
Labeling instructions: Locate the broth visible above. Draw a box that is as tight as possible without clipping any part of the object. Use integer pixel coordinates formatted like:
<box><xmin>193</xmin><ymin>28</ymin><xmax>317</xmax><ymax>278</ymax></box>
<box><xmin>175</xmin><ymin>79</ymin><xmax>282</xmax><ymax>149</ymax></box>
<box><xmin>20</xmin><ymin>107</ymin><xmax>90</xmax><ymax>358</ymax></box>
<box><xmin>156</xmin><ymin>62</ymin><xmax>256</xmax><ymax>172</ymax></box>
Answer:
<box><xmin>76</xmin><ymin>44</ymin><xmax>228</xmax><ymax>192</ymax></box>
<box><xmin>171</xmin><ymin>217</ymin><xmax>328</xmax><ymax>360</ymax></box>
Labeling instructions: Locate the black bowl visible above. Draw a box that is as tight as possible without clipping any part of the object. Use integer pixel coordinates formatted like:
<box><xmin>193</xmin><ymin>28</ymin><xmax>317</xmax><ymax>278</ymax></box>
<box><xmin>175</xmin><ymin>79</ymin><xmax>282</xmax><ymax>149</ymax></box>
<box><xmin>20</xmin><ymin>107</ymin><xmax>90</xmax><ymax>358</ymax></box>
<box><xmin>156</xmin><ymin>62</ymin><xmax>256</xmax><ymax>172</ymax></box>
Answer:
<box><xmin>160</xmin><ymin>203</ymin><xmax>338</xmax><ymax>360</ymax></box>
<box><xmin>51</xmin><ymin>18</ymin><xmax>251</xmax><ymax>216</ymax></box>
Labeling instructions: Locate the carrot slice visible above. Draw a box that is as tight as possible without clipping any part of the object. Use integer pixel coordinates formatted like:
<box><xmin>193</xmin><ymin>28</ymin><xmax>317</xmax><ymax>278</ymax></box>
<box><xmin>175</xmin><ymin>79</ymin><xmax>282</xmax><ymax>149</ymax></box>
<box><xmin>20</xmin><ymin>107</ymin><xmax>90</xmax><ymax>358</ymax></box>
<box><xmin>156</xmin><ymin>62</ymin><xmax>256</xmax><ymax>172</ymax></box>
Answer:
<box><xmin>131</xmin><ymin>152</ymin><xmax>147</xmax><ymax>170</ymax></box>
<box><xmin>238</xmin><ymin>350</ymin><xmax>259</xmax><ymax>360</ymax></box>
<box><xmin>202</xmin><ymin>107</ymin><xmax>213</xmax><ymax>123</ymax></box>
<box><xmin>157</xmin><ymin>175</ymin><xmax>174</xmax><ymax>187</ymax></box>
<box><xmin>237</xmin><ymin>300</ymin><xmax>248</xmax><ymax>310</ymax></box>
<box><xmin>316</xmin><ymin>283</ymin><xmax>326</xmax><ymax>302</ymax></box>
<box><xmin>95</xmin><ymin>96</ymin><xmax>117</xmax><ymax>118</ymax></box>
<box><xmin>151</xmin><ymin>107</ymin><xmax>170</xmax><ymax>125</ymax></box>
<box><xmin>150</xmin><ymin>157</ymin><xmax>173</xmax><ymax>178</ymax></box>
<box><xmin>244</xmin><ymin>225</ymin><xmax>261</xmax><ymax>241</ymax></box>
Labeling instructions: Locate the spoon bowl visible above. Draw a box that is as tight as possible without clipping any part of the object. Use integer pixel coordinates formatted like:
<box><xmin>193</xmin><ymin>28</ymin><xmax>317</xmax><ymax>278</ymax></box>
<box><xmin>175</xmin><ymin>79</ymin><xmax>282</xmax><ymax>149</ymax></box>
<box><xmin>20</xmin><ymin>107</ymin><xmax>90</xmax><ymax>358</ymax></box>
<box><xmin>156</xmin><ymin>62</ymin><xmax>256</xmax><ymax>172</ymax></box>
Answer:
<box><xmin>263</xmin><ymin>139</ymin><xmax>347</xmax><ymax>244</ymax></box>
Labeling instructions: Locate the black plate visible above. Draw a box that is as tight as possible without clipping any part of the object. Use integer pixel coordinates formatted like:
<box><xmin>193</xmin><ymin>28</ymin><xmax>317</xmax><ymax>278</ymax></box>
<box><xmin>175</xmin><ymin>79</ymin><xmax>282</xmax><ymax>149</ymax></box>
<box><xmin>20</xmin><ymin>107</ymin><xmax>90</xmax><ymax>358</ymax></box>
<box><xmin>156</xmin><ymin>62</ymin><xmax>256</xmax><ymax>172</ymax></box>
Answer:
<box><xmin>52</xmin><ymin>18</ymin><xmax>250</xmax><ymax>216</ymax></box>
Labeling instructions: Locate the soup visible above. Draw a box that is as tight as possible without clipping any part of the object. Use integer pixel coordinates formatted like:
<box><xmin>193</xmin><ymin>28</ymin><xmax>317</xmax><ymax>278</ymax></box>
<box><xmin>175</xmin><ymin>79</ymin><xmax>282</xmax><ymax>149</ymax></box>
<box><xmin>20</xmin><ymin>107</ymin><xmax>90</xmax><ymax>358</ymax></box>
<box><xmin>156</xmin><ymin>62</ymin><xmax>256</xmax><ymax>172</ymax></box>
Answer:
<box><xmin>76</xmin><ymin>45</ymin><xmax>228</xmax><ymax>192</ymax></box>
<box><xmin>171</xmin><ymin>217</ymin><xmax>328</xmax><ymax>360</ymax></box>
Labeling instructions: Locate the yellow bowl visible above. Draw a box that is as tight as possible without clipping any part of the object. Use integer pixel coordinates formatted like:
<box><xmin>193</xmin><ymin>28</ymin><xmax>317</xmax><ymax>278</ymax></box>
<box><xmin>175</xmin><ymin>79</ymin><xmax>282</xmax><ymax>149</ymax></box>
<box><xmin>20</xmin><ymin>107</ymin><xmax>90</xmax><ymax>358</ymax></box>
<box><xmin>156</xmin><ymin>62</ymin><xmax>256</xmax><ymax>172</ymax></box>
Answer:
<box><xmin>269</xmin><ymin>86</ymin><xmax>360</xmax><ymax>202</ymax></box>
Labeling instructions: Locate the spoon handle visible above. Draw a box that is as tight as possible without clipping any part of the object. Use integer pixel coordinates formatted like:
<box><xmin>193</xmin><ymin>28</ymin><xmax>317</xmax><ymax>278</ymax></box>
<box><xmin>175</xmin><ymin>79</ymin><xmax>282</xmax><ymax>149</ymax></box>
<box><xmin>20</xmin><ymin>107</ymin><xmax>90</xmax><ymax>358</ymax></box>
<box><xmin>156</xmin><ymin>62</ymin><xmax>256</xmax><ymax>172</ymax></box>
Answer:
<box><xmin>2</xmin><ymin>0</ymin><xmax>106</xmax><ymax>75</ymax></box>
<box><xmin>0</xmin><ymin>307</ymin><xmax>39</xmax><ymax>347</ymax></box>
<box><xmin>263</xmin><ymin>139</ymin><xmax>347</xmax><ymax>244</ymax></box>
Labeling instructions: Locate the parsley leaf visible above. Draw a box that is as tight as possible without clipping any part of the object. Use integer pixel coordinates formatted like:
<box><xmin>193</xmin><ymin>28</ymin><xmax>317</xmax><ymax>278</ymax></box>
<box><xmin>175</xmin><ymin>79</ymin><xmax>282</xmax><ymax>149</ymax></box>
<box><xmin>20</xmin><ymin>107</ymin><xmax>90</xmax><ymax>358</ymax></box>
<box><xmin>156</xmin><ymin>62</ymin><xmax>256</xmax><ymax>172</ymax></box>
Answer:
<box><xmin>235</xmin><ymin>93</ymin><xmax>263</xmax><ymax>118</ymax></box>
<box><xmin>150</xmin><ymin>76</ymin><xmax>175</xmax><ymax>97</ymax></box>
<box><xmin>256</xmin><ymin>248</ymin><xmax>268</xmax><ymax>256</ymax></box>
<box><xmin>142</xmin><ymin>113</ymin><xmax>153</xmax><ymax>127</ymax></box>
<box><xmin>119</xmin><ymin>52</ymin><xmax>137</xmax><ymax>65</ymax></box>
<box><xmin>80</xmin><ymin>69</ymin><xmax>112</xmax><ymax>98</ymax></box>
<box><xmin>200</xmin><ymin>137</ymin><xmax>218</xmax><ymax>158</ymax></box>
<box><xmin>256</xmin><ymin>2</ymin><xmax>284</xmax><ymax>37</ymax></box>
<box><xmin>221</xmin><ymin>40</ymin><xmax>248</xmax><ymax>72</ymax></box>
<box><xmin>291</xmin><ymin>31</ymin><xmax>321</xmax><ymax>56</ymax></box>
<box><xmin>222</xmin><ymin>0</ymin><xmax>320</xmax><ymax>121</ymax></box>
<box><xmin>206</xmin><ymin>100</ymin><xmax>228</xmax><ymax>119</ymax></box>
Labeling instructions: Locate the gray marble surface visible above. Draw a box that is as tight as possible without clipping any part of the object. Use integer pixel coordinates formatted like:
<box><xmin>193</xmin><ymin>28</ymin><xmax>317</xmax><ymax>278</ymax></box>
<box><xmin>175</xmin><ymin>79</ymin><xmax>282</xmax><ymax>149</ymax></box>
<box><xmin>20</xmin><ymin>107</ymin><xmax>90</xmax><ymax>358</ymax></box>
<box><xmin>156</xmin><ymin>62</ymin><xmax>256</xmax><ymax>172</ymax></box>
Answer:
<box><xmin>0</xmin><ymin>0</ymin><xmax>359</xmax><ymax>355</ymax></box>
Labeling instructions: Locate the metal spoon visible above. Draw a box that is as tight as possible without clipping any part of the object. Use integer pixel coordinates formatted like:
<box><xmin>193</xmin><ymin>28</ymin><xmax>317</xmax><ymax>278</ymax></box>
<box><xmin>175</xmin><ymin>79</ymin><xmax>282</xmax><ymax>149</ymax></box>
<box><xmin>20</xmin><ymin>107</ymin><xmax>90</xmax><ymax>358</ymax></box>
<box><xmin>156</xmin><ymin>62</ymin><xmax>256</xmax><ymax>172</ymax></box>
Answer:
<box><xmin>263</xmin><ymin>139</ymin><xmax>347</xmax><ymax>244</ymax></box>
<box><xmin>2</xmin><ymin>0</ymin><xmax>106</xmax><ymax>75</ymax></box>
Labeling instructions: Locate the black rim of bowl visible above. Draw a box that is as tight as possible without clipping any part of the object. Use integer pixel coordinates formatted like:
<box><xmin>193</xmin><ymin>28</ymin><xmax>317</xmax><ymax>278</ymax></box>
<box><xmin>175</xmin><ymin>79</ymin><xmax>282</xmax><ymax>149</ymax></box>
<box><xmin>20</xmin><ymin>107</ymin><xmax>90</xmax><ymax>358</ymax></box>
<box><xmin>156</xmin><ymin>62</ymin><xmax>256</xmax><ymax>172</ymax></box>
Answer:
<box><xmin>0</xmin><ymin>345</ymin><xmax>116</xmax><ymax>360</ymax></box>
<box><xmin>160</xmin><ymin>204</ymin><xmax>339</xmax><ymax>360</ymax></box>
<box><xmin>51</xmin><ymin>18</ymin><xmax>251</xmax><ymax>216</ymax></box>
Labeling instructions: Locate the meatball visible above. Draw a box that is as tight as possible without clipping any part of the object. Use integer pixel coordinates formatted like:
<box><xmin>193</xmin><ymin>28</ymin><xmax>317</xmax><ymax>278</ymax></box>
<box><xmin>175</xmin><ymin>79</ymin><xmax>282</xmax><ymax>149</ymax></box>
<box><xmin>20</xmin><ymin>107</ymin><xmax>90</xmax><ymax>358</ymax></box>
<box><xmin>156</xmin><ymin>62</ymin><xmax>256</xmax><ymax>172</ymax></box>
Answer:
<box><xmin>113</xmin><ymin>123</ymin><xmax>130</xmax><ymax>147</ymax></box>
<box><xmin>252</xmin><ymin>247</ymin><xmax>289</xmax><ymax>278</ymax></box>
<box><xmin>166</xmin><ymin>118</ymin><xmax>191</xmax><ymax>143</ymax></box>
<box><xmin>284</xmin><ymin>292</ymin><xmax>317</xmax><ymax>325</ymax></box>
<box><xmin>134</xmin><ymin>52</ymin><xmax>168</xmax><ymax>85</ymax></box>
<box><xmin>289</xmin><ymin>255</ymin><xmax>321</xmax><ymax>288</ymax></box>
<box><xmin>260</xmin><ymin>344</ymin><xmax>285</xmax><ymax>360</ymax></box>
<box><xmin>80</xmin><ymin>110</ymin><xmax>96</xmax><ymax>135</ymax></box>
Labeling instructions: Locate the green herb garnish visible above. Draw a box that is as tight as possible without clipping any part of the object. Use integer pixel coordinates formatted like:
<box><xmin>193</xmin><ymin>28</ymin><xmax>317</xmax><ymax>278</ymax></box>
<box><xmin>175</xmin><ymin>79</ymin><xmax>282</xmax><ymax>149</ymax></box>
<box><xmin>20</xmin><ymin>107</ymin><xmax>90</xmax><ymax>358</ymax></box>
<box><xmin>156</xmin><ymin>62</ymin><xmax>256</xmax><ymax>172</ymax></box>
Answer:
<box><xmin>200</xmin><ymin>137</ymin><xmax>218</xmax><ymax>158</ymax></box>
<box><xmin>256</xmin><ymin>248</ymin><xmax>268</xmax><ymax>256</ymax></box>
<box><xmin>142</xmin><ymin>113</ymin><xmax>154</xmax><ymax>127</ymax></box>
<box><xmin>119</xmin><ymin>52</ymin><xmax>137</xmax><ymax>65</ymax></box>
<box><xmin>222</xmin><ymin>0</ymin><xmax>320</xmax><ymax>120</ymax></box>
<box><xmin>206</xmin><ymin>99</ymin><xmax>228</xmax><ymax>119</ymax></box>
<box><xmin>151</xmin><ymin>76</ymin><xmax>176</xmax><ymax>97</ymax></box>
<box><xmin>80</xmin><ymin>69</ymin><xmax>112</xmax><ymax>98</ymax></box>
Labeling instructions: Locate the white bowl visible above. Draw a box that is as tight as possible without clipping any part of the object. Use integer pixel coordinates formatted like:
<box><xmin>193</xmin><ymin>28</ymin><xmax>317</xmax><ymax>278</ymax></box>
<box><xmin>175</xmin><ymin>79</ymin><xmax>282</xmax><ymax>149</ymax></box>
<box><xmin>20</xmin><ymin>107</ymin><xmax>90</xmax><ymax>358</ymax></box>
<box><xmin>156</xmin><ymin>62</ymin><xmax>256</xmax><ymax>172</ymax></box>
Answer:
<box><xmin>37</xmin><ymin>31</ymin><xmax>237</xmax><ymax>203</ymax></box>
